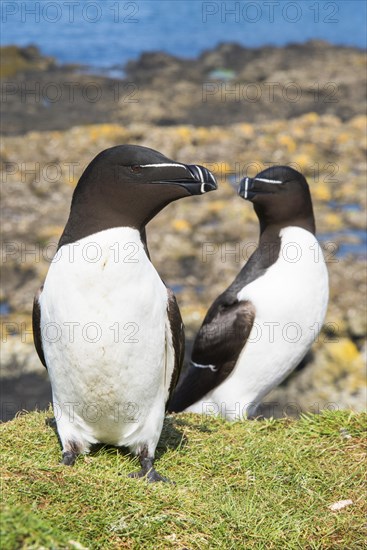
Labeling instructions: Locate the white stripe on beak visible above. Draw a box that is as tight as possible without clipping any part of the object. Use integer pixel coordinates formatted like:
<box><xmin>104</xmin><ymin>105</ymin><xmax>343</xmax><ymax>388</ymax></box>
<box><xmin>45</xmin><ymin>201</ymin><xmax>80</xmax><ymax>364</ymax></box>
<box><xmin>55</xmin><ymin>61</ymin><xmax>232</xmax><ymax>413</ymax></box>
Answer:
<box><xmin>244</xmin><ymin>177</ymin><xmax>249</xmax><ymax>199</ymax></box>
<box><xmin>196</xmin><ymin>166</ymin><xmax>205</xmax><ymax>183</ymax></box>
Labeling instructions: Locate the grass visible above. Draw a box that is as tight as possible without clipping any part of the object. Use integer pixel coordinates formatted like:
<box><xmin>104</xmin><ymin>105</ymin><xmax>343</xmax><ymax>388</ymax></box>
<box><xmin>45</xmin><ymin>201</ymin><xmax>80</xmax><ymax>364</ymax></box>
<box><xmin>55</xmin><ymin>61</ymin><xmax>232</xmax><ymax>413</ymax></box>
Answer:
<box><xmin>1</xmin><ymin>410</ymin><xmax>366</xmax><ymax>549</ymax></box>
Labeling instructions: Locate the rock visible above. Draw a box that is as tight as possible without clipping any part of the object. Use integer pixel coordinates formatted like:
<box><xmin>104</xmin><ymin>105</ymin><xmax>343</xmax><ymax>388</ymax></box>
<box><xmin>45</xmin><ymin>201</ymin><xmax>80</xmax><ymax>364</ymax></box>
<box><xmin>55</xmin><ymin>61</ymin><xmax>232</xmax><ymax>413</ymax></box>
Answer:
<box><xmin>346</xmin><ymin>310</ymin><xmax>367</xmax><ymax>340</ymax></box>
<box><xmin>262</xmin><ymin>338</ymin><xmax>366</xmax><ymax>417</ymax></box>
<box><xmin>0</xmin><ymin>45</ymin><xmax>55</xmax><ymax>78</ymax></box>
<box><xmin>1</xmin><ymin>338</ymin><xmax>44</xmax><ymax>379</ymax></box>
<box><xmin>1</xmin><ymin>42</ymin><xmax>366</xmax><ymax>135</ymax></box>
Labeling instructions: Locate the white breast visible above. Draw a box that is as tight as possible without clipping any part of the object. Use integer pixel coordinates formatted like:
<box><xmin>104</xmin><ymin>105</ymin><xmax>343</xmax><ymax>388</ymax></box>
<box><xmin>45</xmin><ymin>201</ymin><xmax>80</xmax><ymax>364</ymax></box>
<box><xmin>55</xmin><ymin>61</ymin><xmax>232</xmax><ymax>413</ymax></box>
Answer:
<box><xmin>186</xmin><ymin>227</ymin><xmax>329</xmax><ymax>419</ymax></box>
<box><xmin>40</xmin><ymin>227</ymin><xmax>174</xmax><ymax>455</ymax></box>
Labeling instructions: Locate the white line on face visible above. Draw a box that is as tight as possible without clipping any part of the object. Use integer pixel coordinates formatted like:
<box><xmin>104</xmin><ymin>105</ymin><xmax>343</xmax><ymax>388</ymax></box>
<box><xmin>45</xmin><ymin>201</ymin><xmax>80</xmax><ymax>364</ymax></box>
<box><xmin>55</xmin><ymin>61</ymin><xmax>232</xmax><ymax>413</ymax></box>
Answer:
<box><xmin>140</xmin><ymin>163</ymin><xmax>187</xmax><ymax>169</ymax></box>
<box><xmin>254</xmin><ymin>177</ymin><xmax>283</xmax><ymax>184</ymax></box>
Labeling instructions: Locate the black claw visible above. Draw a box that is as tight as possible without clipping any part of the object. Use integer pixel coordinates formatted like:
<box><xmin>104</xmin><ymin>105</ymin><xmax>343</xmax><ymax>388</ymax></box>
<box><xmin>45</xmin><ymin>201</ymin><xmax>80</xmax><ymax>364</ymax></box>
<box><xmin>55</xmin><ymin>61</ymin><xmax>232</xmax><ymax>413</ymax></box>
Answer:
<box><xmin>61</xmin><ymin>451</ymin><xmax>77</xmax><ymax>466</ymax></box>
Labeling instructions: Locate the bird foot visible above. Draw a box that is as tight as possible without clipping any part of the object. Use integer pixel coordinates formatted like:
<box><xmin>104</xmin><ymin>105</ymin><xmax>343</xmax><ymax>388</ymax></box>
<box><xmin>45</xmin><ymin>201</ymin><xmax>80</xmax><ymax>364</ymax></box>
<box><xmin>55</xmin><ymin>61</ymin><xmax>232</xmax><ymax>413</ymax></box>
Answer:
<box><xmin>61</xmin><ymin>451</ymin><xmax>77</xmax><ymax>466</ymax></box>
<box><xmin>128</xmin><ymin>456</ymin><xmax>171</xmax><ymax>483</ymax></box>
<box><xmin>128</xmin><ymin>467</ymin><xmax>169</xmax><ymax>483</ymax></box>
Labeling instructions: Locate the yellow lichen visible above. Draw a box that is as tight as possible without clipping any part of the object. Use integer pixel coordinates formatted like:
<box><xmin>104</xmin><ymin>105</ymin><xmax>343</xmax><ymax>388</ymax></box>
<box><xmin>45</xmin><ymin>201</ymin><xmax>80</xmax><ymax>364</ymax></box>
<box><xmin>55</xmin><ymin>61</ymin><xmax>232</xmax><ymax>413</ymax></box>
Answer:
<box><xmin>301</xmin><ymin>112</ymin><xmax>320</xmax><ymax>124</ymax></box>
<box><xmin>292</xmin><ymin>153</ymin><xmax>312</xmax><ymax>172</ymax></box>
<box><xmin>278</xmin><ymin>135</ymin><xmax>297</xmax><ymax>153</ymax></box>
<box><xmin>324</xmin><ymin>212</ymin><xmax>343</xmax><ymax>229</ymax></box>
<box><xmin>348</xmin><ymin>115</ymin><xmax>367</xmax><ymax>131</ymax></box>
<box><xmin>326</xmin><ymin>338</ymin><xmax>360</xmax><ymax>364</ymax></box>
<box><xmin>207</xmin><ymin>201</ymin><xmax>226</xmax><ymax>213</ymax></box>
<box><xmin>176</xmin><ymin>126</ymin><xmax>192</xmax><ymax>143</ymax></box>
<box><xmin>313</xmin><ymin>183</ymin><xmax>332</xmax><ymax>201</ymax></box>
<box><xmin>88</xmin><ymin>124</ymin><xmax>127</xmax><ymax>142</ymax></box>
<box><xmin>37</xmin><ymin>225</ymin><xmax>64</xmax><ymax>240</ymax></box>
<box><xmin>336</xmin><ymin>133</ymin><xmax>351</xmax><ymax>144</ymax></box>
<box><xmin>172</xmin><ymin>219</ymin><xmax>191</xmax><ymax>232</ymax></box>
<box><xmin>239</xmin><ymin>124</ymin><xmax>255</xmax><ymax>138</ymax></box>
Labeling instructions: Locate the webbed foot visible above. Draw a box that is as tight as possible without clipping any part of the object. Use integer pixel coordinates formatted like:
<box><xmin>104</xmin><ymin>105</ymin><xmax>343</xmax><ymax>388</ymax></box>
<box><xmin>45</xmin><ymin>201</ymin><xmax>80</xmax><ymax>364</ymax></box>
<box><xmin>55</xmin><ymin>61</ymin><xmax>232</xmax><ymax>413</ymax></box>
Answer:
<box><xmin>128</xmin><ymin>455</ymin><xmax>171</xmax><ymax>483</ymax></box>
<box><xmin>61</xmin><ymin>450</ymin><xmax>78</xmax><ymax>466</ymax></box>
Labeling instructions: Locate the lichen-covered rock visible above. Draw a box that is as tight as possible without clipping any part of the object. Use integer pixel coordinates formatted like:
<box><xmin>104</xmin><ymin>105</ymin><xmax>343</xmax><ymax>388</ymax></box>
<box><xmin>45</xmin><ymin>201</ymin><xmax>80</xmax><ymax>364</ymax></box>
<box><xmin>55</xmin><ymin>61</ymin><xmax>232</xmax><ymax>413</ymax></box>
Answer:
<box><xmin>0</xmin><ymin>45</ymin><xmax>55</xmax><ymax>78</ymax></box>
<box><xmin>1</xmin><ymin>42</ymin><xmax>366</xmax><ymax>135</ymax></box>
<box><xmin>265</xmin><ymin>338</ymin><xmax>366</xmax><ymax>417</ymax></box>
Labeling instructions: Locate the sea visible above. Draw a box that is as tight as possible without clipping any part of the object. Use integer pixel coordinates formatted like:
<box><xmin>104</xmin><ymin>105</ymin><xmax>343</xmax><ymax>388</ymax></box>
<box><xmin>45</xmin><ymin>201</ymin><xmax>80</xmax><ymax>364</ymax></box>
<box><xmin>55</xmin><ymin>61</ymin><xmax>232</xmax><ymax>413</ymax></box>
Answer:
<box><xmin>1</xmin><ymin>0</ymin><xmax>366</xmax><ymax>69</ymax></box>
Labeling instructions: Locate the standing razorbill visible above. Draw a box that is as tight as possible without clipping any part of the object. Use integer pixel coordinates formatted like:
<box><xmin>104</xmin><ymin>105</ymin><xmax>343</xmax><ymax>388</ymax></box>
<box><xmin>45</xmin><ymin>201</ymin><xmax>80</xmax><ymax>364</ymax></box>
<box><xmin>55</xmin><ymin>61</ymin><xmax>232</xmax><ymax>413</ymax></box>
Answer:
<box><xmin>169</xmin><ymin>166</ymin><xmax>328</xmax><ymax>419</ymax></box>
<box><xmin>32</xmin><ymin>145</ymin><xmax>217</xmax><ymax>481</ymax></box>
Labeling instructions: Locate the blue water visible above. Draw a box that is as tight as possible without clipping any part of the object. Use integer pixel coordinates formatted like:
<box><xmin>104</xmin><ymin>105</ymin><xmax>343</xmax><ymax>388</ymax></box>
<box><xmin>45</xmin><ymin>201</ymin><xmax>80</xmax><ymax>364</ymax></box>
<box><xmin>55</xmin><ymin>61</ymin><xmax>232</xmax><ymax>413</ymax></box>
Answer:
<box><xmin>0</xmin><ymin>301</ymin><xmax>10</xmax><ymax>316</ymax></box>
<box><xmin>319</xmin><ymin>229</ymin><xmax>367</xmax><ymax>260</ymax></box>
<box><xmin>327</xmin><ymin>201</ymin><xmax>363</xmax><ymax>213</ymax></box>
<box><xmin>1</xmin><ymin>1</ymin><xmax>366</xmax><ymax>68</ymax></box>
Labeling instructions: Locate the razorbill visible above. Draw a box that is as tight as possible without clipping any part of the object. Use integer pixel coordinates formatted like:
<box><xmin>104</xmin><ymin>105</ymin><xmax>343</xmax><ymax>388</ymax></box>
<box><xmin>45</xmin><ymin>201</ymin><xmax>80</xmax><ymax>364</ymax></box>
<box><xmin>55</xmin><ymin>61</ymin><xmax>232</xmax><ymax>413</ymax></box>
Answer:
<box><xmin>169</xmin><ymin>166</ymin><xmax>329</xmax><ymax>420</ymax></box>
<box><xmin>32</xmin><ymin>144</ymin><xmax>217</xmax><ymax>481</ymax></box>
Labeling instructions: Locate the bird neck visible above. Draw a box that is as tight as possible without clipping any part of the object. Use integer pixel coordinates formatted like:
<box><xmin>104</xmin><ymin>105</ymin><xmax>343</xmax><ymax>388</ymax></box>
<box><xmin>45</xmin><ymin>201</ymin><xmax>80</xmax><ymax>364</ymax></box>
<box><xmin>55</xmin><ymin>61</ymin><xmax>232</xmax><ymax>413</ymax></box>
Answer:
<box><xmin>259</xmin><ymin>216</ymin><xmax>316</xmax><ymax>237</ymax></box>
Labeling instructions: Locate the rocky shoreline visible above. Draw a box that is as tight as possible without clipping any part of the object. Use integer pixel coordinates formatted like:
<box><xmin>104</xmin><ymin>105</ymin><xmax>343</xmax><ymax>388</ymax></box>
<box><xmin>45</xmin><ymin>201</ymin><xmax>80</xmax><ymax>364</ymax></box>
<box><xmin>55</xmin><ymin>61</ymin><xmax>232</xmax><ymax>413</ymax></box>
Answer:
<box><xmin>1</xmin><ymin>41</ymin><xmax>366</xmax><ymax>135</ymax></box>
<box><xmin>1</xmin><ymin>43</ymin><xmax>366</xmax><ymax>420</ymax></box>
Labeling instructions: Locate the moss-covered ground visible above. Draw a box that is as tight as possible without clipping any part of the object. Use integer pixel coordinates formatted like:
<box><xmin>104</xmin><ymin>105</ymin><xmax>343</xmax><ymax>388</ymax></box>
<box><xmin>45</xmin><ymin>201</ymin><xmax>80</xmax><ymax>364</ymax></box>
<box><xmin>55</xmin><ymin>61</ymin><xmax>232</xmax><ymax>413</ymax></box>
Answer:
<box><xmin>1</xmin><ymin>410</ymin><xmax>366</xmax><ymax>549</ymax></box>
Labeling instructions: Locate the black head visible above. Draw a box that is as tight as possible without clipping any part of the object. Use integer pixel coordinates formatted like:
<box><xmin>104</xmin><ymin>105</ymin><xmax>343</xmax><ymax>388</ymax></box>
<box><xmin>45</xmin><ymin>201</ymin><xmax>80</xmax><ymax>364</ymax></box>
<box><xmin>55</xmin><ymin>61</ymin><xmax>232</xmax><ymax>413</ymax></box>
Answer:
<box><xmin>238</xmin><ymin>166</ymin><xmax>315</xmax><ymax>234</ymax></box>
<box><xmin>59</xmin><ymin>145</ymin><xmax>217</xmax><ymax>247</ymax></box>
<box><xmin>78</xmin><ymin>145</ymin><xmax>217</xmax><ymax>195</ymax></box>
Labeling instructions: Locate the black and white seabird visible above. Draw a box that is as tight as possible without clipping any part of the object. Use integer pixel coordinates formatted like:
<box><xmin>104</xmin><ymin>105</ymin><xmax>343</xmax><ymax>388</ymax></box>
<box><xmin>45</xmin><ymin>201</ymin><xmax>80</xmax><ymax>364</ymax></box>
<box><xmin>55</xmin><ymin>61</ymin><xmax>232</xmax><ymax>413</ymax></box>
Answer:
<box><xmin>32</xmin><ymin>144</ymin><xmax>217</xmax><ymax>481</ymax></box>
<box><xmin>169</xmin><ymin>166</ymin><xmax>329</xmax><ymax>420</ymax></box>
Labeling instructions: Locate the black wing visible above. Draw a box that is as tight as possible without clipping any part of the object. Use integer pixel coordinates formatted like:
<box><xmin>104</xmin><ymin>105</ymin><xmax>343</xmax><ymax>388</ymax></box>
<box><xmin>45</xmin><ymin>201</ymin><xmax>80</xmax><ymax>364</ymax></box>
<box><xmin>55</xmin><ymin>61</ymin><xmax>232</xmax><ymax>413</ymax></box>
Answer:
<box><xmin>168</xmin><ymin>294</ymin><xmax>255</xmax><ymax>412</ymax></box>
<box><xmin>32</xmin><ymin>286</ymin><xmax>47</xmax><ymax>368</ymax></box>
<box><xmin>168</xmin><ymin>233</ymin><xmax>281</xmax><ymax>413</ymax></box>
<box><xmin>166</xmin><ymin>288</ymin><xmax>185</xmax><ymax>409</ymax></box>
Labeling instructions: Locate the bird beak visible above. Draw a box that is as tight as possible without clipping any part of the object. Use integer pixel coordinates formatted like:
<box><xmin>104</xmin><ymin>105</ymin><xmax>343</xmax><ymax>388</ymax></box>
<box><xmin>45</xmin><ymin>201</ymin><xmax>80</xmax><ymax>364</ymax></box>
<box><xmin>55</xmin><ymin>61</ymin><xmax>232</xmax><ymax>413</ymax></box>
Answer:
<box><xmin>238</xmin><ymin>177</ymin><xmax>256</xmax><ymax>200</ymax></box>
<box><xmin>152</xmin><ymin>164</ymin><xmax>218</xmax><ymax>195</ymax></box>
<box><xmin>185</xmin><ymin>165</ymin><xmax>218</xmax><ymax>194</ymax></box>
<box><xmin>239</xmin><ymin>176</ymin><xmax>280</xmax><ymax>200</ymax></box>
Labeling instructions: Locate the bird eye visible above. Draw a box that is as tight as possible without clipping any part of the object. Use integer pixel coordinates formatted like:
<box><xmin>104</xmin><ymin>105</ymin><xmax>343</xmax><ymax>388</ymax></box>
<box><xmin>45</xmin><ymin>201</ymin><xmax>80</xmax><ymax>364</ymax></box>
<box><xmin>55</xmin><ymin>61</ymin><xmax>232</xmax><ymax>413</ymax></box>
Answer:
<box><xmin>131</xmin><ymin>165</ymin><xmax>142</xmax><ymax>173</ymax></box>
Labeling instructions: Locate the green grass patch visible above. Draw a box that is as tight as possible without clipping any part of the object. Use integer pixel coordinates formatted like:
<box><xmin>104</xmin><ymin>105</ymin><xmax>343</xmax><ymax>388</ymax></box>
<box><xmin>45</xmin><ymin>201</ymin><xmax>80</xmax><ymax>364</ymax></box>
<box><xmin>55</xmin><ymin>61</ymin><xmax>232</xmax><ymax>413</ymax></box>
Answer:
<box><xmin>1</xmin><ymin>410</ymin><xmax>366</xmax><ymax>549</ymax></box>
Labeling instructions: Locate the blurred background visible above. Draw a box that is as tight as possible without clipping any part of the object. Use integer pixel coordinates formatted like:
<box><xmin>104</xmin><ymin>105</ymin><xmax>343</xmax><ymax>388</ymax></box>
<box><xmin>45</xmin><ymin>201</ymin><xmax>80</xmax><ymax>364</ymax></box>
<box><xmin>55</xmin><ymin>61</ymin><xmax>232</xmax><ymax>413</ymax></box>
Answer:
<box><xmin>1</xmin><ymin>0</ymin><xmax>366</xmax><ymax>421</ymax></box>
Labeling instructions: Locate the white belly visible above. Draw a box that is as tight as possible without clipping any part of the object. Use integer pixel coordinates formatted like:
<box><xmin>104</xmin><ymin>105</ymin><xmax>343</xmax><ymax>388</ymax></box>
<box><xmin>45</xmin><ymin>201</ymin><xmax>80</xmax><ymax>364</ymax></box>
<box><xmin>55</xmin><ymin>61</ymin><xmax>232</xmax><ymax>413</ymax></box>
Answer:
<box><xmin>40</xmin><ymin>227</ymin><xmax>173</xmax><ymax>454</ymax></box>
<box><xmin>187</xmin><ymin>227</ymin><xmax>329</xmax><ymax>419</ymax></box>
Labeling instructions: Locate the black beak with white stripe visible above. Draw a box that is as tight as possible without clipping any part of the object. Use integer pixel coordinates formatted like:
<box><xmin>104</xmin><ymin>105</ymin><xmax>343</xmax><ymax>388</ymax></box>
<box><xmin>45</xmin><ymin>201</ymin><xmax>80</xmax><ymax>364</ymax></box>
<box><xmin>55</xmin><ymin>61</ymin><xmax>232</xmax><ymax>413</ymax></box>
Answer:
<box><xmin>239</xmin><ymin>175</ymin><xmax>283</xmax><ymax>201</ymax></box>
<box><xmin>150</xmin><ymin>164</ymin><xmax>217</xmax><ymax>195</ymax></box>
<box><xmin>238</xmin><ymin>166</ymin><xmax>315</xmax><ymax>234</ymax></box>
